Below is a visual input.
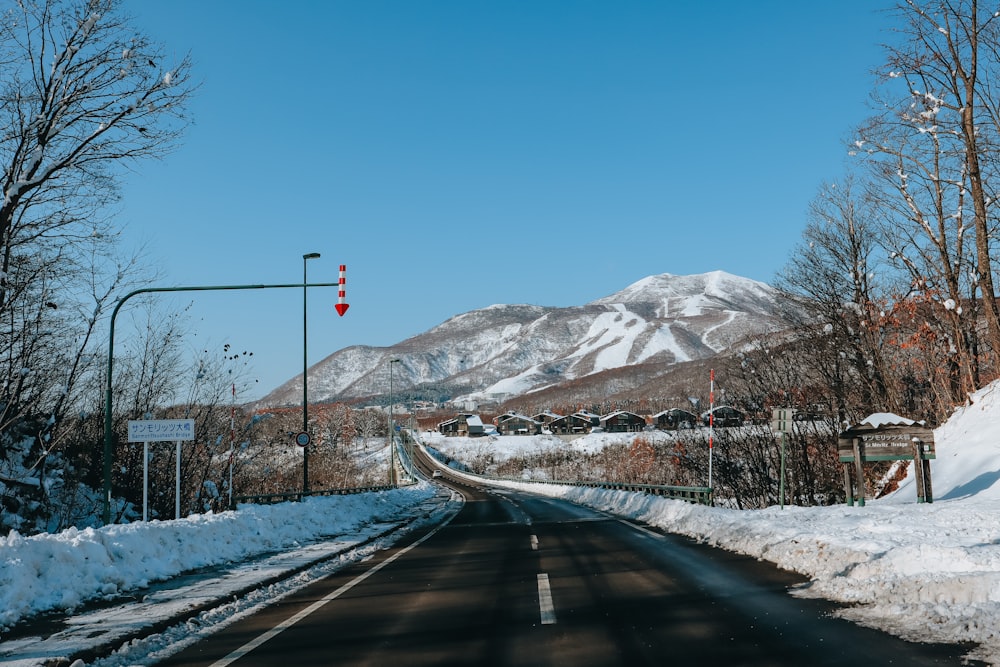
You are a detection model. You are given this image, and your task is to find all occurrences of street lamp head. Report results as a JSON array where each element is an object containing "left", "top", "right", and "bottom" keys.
[{"left": 303, "top": 252, "right": 321, "bottom": 260}]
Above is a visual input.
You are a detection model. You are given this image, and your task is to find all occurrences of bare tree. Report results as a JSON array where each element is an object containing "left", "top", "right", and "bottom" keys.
[
  {"left": 856, "top": 5, "right": 986, "bottom": 403},
  {"left": 0, "top": 0, "right": 194, "bottom": 530},
  {"left": 778, "top": 177, "right": 898, "bottom": 417},
  {"left": 0, "top": 0, "right": 193, "bottom": 293},
  {"left": 876, "top": 1, "right": 1000, "bottom": 374}
]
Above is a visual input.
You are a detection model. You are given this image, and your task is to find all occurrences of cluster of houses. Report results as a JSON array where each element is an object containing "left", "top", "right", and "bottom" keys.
[{"left": 436, "top": 406, "right": 747, "bottom": 437}]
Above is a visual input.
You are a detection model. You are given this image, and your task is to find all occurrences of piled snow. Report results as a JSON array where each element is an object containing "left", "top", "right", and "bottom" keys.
[{"left": 0, "top": 484, "right": 435, "bottom": 632}]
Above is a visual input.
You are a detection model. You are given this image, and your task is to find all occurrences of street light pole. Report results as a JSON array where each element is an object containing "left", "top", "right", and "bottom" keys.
[
  {"left": 388, "top": 358, "right": 400, "bottom": 485},
  {"left": 302, "top": 252, "right": 321, "bottom": 495}
]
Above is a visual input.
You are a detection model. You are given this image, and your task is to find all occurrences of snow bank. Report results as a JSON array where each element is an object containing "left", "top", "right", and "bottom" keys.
[{"left": 0, "top": 484, "right": 435, "bottom": 631}]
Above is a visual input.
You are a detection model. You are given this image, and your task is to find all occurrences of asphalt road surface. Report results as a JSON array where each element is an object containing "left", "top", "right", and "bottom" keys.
[{"left": 159, "top": 449, "right": 978, "bottom": 666}]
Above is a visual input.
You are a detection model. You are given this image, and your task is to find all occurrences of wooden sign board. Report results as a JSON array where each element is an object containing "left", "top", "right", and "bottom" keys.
[
  {"left": 838, "top": 427, "right": 935, "bottom": 462},
  {"left": 837, "top": 421, "right": 935, "bottom": 505}
]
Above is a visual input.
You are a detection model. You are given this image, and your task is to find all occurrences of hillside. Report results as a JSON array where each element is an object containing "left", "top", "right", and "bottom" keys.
[{"left": 256, "top": 271, "right": 799, "bottom": 409}]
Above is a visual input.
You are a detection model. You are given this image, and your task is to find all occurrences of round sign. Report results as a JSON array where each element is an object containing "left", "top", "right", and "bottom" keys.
[{"left": 295, "top": 432, "right": 310, "bottom": 447}]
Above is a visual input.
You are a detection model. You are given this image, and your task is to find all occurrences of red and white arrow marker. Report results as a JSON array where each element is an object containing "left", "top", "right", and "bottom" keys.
[{"left": 335, "top": 264, "right": 349, "bottom": 316}]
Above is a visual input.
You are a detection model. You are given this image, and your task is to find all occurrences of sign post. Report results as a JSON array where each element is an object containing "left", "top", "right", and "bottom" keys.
[
  {"left": 771, "top": 408, "right": 795, "bottom": 509},
  {"left": 128, "top": 419, "right": 195, "bottom": 520}
]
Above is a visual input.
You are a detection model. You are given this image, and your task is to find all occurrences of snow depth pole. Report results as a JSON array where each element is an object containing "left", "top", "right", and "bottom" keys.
[
  {"left": 708, "top": 369, "right": 714, "bottom": 490},
  {"left": 335, "top": 264, "right": 350, "bottom": 316}
]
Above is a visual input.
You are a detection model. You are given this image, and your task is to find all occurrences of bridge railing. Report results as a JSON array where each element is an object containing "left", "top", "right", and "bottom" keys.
[
  {"left": 410, "top": 430, "right": 713, "bottom": 506},
  {"left": 230, "top": 484, "right": 397, "bottom": 509},
  {"left": 234, "top": 431, "right": 712, "bottom": 509},
  {"left": 479, "top": 474, "right": 714, "bottom": 506}
]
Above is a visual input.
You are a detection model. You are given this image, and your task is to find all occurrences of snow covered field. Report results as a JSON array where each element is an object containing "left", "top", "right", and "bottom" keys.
[{"left": 5, "top": 382, "right": 1000, "bottom": 664}]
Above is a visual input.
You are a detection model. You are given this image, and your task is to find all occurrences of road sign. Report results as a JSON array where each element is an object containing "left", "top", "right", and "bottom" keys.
[
  {"left": 771, "top": 408, "right": 795, "bottom": 433},
  {"left": 128, "top": 419, "right": 195, "bottom": 442},
  {"left": 838, "top": 421, "right": 936, "bottom": 505},
  {"left": 295, "top": 431, "right": 311, "bottom": 447},
  {"left": 126, "top": 419, "right": 195, "bottom": 521}
]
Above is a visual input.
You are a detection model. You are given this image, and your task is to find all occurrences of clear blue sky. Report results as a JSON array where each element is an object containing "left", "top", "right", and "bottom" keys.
[{"left": 118, "top": 1, "right": 892, "bottom": 400}]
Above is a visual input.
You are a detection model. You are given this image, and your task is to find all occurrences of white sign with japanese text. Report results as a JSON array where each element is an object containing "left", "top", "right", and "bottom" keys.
[{"left": 127, "top": 419, "right": 195, "bottom": 442}]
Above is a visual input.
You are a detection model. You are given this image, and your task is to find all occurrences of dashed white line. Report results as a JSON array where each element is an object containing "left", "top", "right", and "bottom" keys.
[
  {"left": 537, "top": 573, "right": 557, "bottom": 625},
  {"left": 530, "top": 534, "right": 539, "bottom": 551}
]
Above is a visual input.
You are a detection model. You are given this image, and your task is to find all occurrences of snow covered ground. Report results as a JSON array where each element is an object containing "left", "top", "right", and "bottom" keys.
[{"left": 5, "top": 382, "right": 1000, "bottom": 665}]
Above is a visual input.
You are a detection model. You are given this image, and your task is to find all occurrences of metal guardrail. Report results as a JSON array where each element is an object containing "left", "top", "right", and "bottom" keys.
[
  {"left": 233, "top": 429, "right": 712, "bottom": 509},
  {"left": 232, "top": 478, "right": 712, "bottom": 509},
  {"left": 230, "top": 484, "right": 397, "bottom": 509},
  {"left": 410, "top": 429, "right": 714, "bottom": 506},
  {"left": 586, "top": 480, "right": 713, "bottom": 505},
  {"left": 232, "top": 435, "right": 423, "bottom": 509},
  {"left": 480, "top": 475, "right": 714, "bottom": 506}
]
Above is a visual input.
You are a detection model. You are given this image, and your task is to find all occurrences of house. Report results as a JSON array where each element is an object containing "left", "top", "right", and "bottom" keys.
[
  {"left": 496, "top": 412, "right": 542, "bottom": 435},
  {"left": 653, "top": 408, "right": 699, "bottom": 430},
  {"left": 548, "top": 411, "right": 602, "bottom": 434},
  {"left": 437, "top": 413, "right": 486, "bottom": 437},
  {"left": 575, "top": 410, "right": 602, "bottom": 427},
  {"left": 600, "top": 410, "right": 648, "bottom": 433},
  {"left": 532, "top": 411, "right": 563, "bottom": 432},
  {"left": 701, "top": 406, "right": 745, "bottom": 427},
  {"left": 437, "top": 417, "right": 462, "bottom": 436}
]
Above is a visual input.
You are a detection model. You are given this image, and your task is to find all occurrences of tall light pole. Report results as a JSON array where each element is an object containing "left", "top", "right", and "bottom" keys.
[
  {"left": 302, "top": 252, "right": 321, "bottom": 495},
  {"left": 388, "top": 358, "right": 401, "bottom": 485}
]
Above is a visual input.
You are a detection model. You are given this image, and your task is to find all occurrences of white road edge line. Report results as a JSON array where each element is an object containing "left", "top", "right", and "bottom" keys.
[
  {"left": 616, "top": 517, "right": 660, "bottom": 539},
  {"left": 530, "top": 534, "right": 539, "bottom": 551},
  {"left": 537, "top": 573, "right": 557, "bottom": 625},
  {"left": 208, "top": 504, "right": 460, "bottom": 667}
]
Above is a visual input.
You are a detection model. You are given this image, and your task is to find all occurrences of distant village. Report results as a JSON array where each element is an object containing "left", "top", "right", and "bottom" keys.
[{"left": 435, "top": 405, "right": 747, "bottom": 438}]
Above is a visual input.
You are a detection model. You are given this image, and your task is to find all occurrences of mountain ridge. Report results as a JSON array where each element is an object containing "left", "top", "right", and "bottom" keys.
[{"left": 255, "top": 270, "right": 796, "bottom": 408}]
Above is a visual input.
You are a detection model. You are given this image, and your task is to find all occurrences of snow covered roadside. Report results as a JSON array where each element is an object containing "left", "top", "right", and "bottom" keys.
[
  {"left": 487, "top": 480, "right": 1000, "bottom": 663},
  {"left": 421, "top": 382, "right": 1000, "bottom": 665},
  {"left": 0, "top": 483, "right": 439, "bottom": 632}
]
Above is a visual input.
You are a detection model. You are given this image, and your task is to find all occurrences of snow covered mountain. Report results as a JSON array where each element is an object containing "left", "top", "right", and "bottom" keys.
[{"left": 256, "top": 271, "right": 799, "bottom": 407}]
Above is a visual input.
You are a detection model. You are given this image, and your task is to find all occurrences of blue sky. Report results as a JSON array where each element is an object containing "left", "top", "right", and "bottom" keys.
[{"left": 118, "top": 1, "right": 892, "bottom": 399}]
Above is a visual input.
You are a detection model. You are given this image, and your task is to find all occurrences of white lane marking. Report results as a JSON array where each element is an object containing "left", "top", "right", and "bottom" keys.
[
  {"left": 530, "top": 534, "right": 539, "bottom": 551},
  {"left": 617, "top": 517, "right": 660, "bottom": 538},
  {"left": 208, "top": 513, "right": 457, "bottom": 667},
  {"left": 537, "top": 573, "right": 557, "bottom": 625}
]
